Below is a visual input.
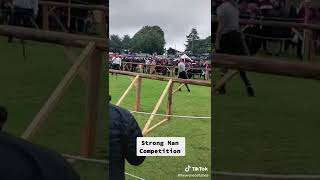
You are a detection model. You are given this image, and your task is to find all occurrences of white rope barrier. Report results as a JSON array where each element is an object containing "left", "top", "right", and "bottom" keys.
[
  {"left": 125, "top": 172, "right": 146, "bottom": 180},
  {"left": 213, "top": 171, "right": 320, "bottom": 179},
  {"left": 62, "top": 154, "right": 108, "bottom": 165},
  {"left": 130, "top": 110, "right": 211, "bottom": 119},
  {"left": 244, "top": 33, "right": 293, "bottom": 41}
]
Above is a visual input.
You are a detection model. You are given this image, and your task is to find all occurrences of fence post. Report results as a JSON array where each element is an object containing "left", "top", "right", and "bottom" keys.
[
  {"left": 166, "top": 81, "right": 173, "bottom": 120},
  {"left": 80, "top": 9, "right": 107, "bottom": 157},
  {"left": 134, "top": 76, "right": 142, "bottom": 111},
  {"left": 42, "top": 6, "right": 49, "bottom": 30}
]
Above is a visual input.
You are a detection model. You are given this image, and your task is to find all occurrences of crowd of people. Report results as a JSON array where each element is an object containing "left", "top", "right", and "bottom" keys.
[
  {"left": 213, "top": 0, "right": 320, "bottom": 22},
  {"left": 110, "top": 53, "right": 211, "bottom": 79}
]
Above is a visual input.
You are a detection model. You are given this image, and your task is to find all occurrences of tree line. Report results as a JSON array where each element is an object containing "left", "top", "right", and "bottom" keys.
[{"left": 109, "top": 26, "right": 211, "bottom": 55}]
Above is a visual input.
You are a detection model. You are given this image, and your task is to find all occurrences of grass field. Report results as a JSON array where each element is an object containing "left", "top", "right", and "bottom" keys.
[
  {"left": 0, "top": 38, "right": 107, "bottom": 180},
  {"left": 109, "top": 75, "right": 211, "bottom": 180},
  {"left": 213, "top": 54, "right": 320, "bottom": 180}
]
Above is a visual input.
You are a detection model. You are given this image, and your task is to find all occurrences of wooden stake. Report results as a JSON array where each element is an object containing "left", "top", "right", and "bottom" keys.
[
  {"left": 142, "top": 79, "right": 173, "bottom": 134},
  {"left": 51, "top": 11, "right": 68, "bottom": 32},
  {"left": 67, "top": 0, "right": 71, "bottom": 29},
  {"left": 213, "top": 70, "right": 238, "bottom": 92},
  {"left": 144, "top": 119, "right": 169, "bottom": 135},
  {"left": 134, "top": 76, "right": 142, "bottom": 111},
  {"left": 42, "top": 6, "right": 49, "bottom": 30},
  {"left": 116, "top": 75, "right": 140, "bottom": 106},
  {"left": 172, "top": 84, "right": 185, "bottom": 94},
  {"left": 64, "top": 46, "right": 88, "bottom": 84},
  {"left": 80, "top": 48, "right": 103, "bottom": 157},
  {"left": 21, "top": 42, "right": 96, "bottom": 139},
  {"left": 166, "top": 82, "right": 173, "bottom": 121}
]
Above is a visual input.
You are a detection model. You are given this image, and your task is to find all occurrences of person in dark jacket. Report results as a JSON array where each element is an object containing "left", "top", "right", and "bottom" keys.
[
  {"left": 109, "top": 103, "right": 146, "bottom": 180},
  {"left": 0, "top": 106, "right": 80, "bottom": 180}
]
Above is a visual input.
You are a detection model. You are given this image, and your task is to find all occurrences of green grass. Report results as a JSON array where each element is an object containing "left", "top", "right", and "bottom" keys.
[
  {"left": 0, "top": 38, "right": 107, "bottom": 180},
  {"left": 213, "top": 55, "right": 320, "bottom": 180},
  {"left": 109, "top": 75, "right": 211, "bottom": 180}
]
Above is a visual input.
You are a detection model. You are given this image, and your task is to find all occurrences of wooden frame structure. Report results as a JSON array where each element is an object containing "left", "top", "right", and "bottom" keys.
[
  {"left": 39, "top": 1, "right": 108, "bottom": 32},
  {"left": 110, "top": 70, "right": 210, "bottom": 135},
  {"left": 0, "top": 4, "right": 107, "bottom": 158}
]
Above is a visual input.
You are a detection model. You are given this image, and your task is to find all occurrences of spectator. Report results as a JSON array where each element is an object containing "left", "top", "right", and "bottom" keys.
[
  {"left": 8, "top": 0, "right": 38, "bottom": 42},
  {"left": 112, "top": 54, "right": 122, "bottom": 70},
  {"left": 0, "top": 106, "right": 80, "bottom": 180},
  {"left": 109, "top": 103, "right": 145, "bottom": 180}
]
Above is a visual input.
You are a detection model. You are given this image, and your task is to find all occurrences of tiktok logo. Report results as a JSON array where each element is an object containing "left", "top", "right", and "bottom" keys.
[{"left": 185, "top": 165, "right": 191, "bottom": 172}]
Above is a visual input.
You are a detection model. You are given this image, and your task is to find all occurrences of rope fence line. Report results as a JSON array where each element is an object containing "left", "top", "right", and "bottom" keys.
[
  {"left": 213, "top": 171, "right": 320, "bottom": 179},
  {"left": 129, "top": 110, "right": 211, "bottom": 119},
  {"left": 125, "top": 172, "right": 146, "bottom": 180},
  {"left": 62, "top": 154, "right": 108, "bottom": 165}
]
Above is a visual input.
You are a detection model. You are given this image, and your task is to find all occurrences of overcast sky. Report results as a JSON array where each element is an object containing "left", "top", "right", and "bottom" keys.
[{"left": 109, "top": 0, "right": 211, "bottom": 52}]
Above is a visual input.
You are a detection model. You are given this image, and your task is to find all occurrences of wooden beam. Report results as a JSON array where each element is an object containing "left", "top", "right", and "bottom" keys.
[
  {"left": 50, "top": 11, "right": 68, "bottom": 32},
  {"left": 212, "top": 16, "right": 320, "bottom": 31},
  {"left": 40, "top": 1, "right": 108, "bottom": 11},
  {"left": 134, "top": 76, "right": 142, "bottom": 111},
  {"left": 63, "top": 46, "right": 88, "bottom": 84},
  {"left": 144, "top": 119, "right": 169, "bottom": 135},
  {"left": 213, "top": 53, "right": 320, "bottom": 80},
  {"left": 213, "top": 70, "right": 238, "bottom": 92},
  {"left": 80, "top": 48, "right": 102, "bottom": 157},
  {"left": 109, "top": 70, "right": 211, "bottom": 87},
  {"left": 21, "top": 42, "right": 96, "bottom": 139},
  {"left": 116, "top": 75, "right": 140, "bottom": 106},
  {"left": 0, "top": 25, "right": 107, "bottom": 50},
  {"left": 172, "top": 84, "right": 185, "bottom": 94},
  {"left": 142, "top": 79, "right": 173, "bottom": 135}
]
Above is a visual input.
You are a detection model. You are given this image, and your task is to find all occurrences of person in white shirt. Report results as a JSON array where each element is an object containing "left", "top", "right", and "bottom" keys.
[
  {"left": 8, "top": 0, "right": 38, "bottom": 42},
  {"left": 177, "top": 59, "right": 190, "bottom": 92},
  {"left": 112, "top": 55, "right": 122, "bottom": 70},
  {"left": 145, "top": 58, "right": 150, "bottom": 73}
]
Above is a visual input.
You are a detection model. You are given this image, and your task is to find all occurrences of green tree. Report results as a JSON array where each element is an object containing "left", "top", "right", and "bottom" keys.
[
  {"left": 131, "top": 26, "right": 166, "bottom": 54},
  {"left": 122, "top": 35, "right": 131, "bottom": 51},
  {"left": 109, "top": 34, "right": 122, "bottom": 53},
  {"left": 185, "top": 28, "right": 200, "bottom": 54},
  {"left": 194, "top": 36, "right": 211, "bottom": 54}
]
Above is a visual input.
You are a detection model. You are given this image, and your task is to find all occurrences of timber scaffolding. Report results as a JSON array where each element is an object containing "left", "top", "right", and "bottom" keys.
[
  {"left": 109, "top": 70, "right": 210, "bottom": 135},
  {"left": 0, "top": 2, "right": 107, "bottom": 165},
  {"left": 213, "top": 16, "right": 320, "bottom": 61}
]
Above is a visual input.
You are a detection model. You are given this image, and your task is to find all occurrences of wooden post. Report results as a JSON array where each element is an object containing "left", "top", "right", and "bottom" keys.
[
  {"left": 134, "top": 76, "right": 142, "bottom": 111},
  {"left": 42, "top": 6, "right": 49, "bottom": 30},
  {"left": 80, "top": 48, "right": 102, "bottom": 157},
  {"left": 166, "top": 82, "right": 173, "bottom": 121},
  {"left": 21, "top": 42, "right": 96, "bottom": 139},
  {"left": 80, "top": 8, "right": 107, "bottom": 157},
  {"left": 67, "top": 0, "right": 71, "bottom": 29}
]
